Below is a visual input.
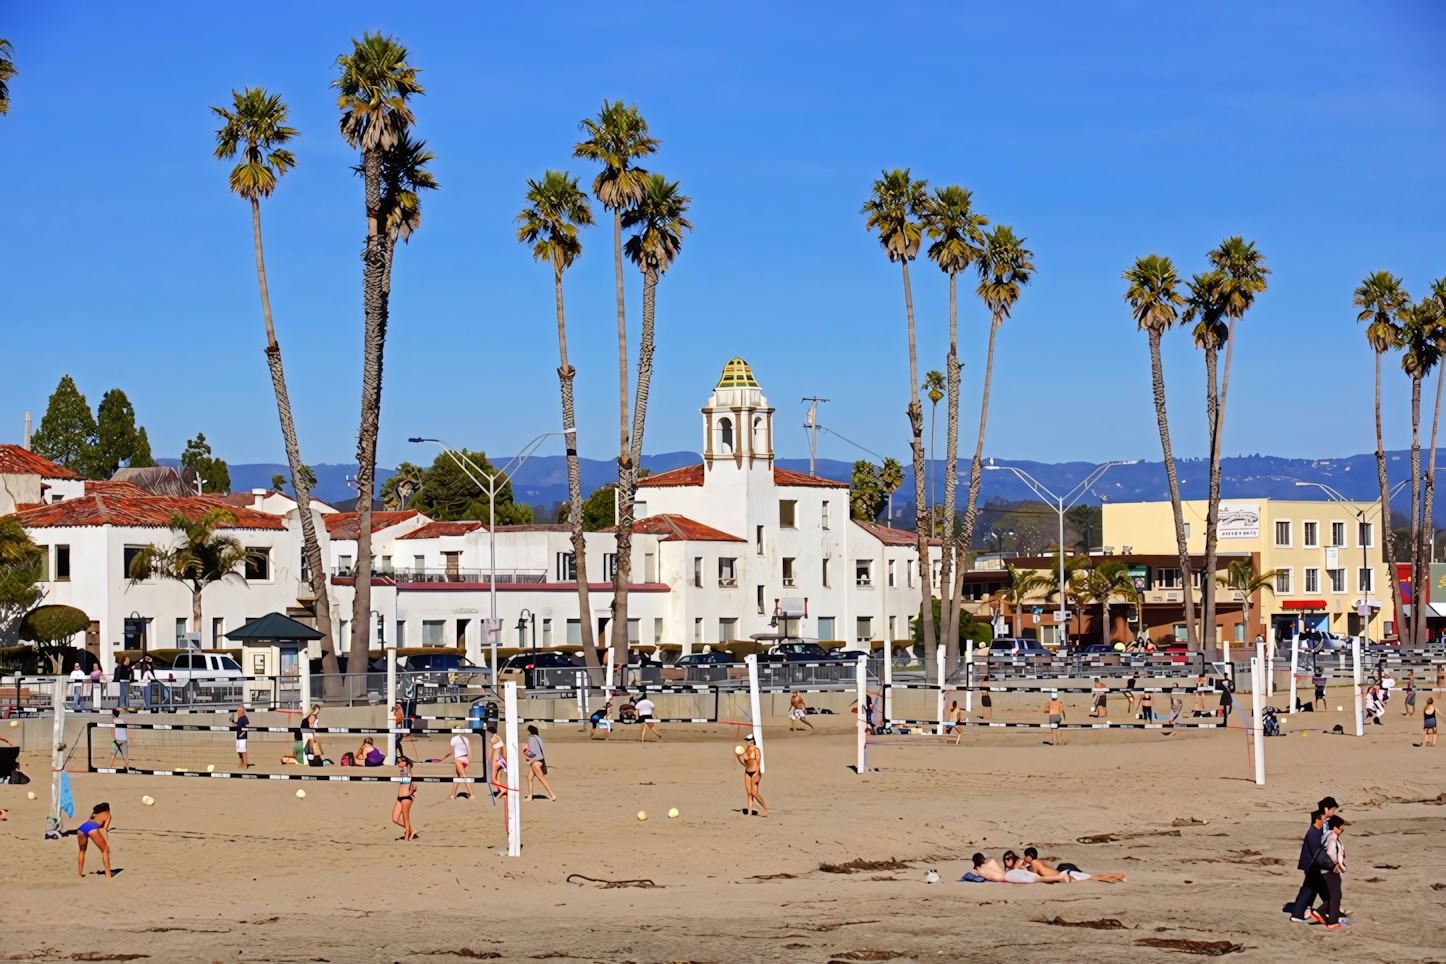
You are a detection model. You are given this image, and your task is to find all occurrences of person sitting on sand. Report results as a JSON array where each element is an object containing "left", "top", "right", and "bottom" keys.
[
  {"left": 356, "top": 737, "right": 385, "bottom": 766},
  {"left": 589, "top": 699, "right": 613, "bottom": 740},
  {"left": 971, "top": 853, "right": 1009, "bottom": 882},
  {"left": 1001, "top": 850, "right": 1071, "bottom": 883},
  {"left": 1021, "top": 847, "right": 1126, "bottom": 882},
  {"left": 1193, "top": 675, "right": 1208, "bottom": 717}
]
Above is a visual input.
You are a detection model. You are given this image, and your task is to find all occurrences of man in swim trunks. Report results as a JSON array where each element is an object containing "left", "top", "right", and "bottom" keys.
[
  {"left": 234, "top": 706, "right": 249, "bottom": 769},
  {"left": 1044, "top": 692, "right": 1066, "bottom": 744},
  {"left": 788, "top": 692, "right": 815, "bottom": 733},
  {"left": 1022, "top": 846, "right": 1126, "bottom": 882},
  {"left": 735, "top": 733, "right": 767, "bottom": 817},
  {"left": 1001, "top": 850, "right": 1071, "bottom": 883}
]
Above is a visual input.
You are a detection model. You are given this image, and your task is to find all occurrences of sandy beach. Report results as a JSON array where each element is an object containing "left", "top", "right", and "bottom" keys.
[{"left": 2, "top": 712, "right": 1444, "bottom": 963}]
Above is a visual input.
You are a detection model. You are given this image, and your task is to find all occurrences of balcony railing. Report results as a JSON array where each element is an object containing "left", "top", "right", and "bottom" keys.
[
  {"left": 717, "top": 577, "right": 738, "bottom": 588},
  {"left": 333, "top": 566, "right": 548, "bottom": 585},
  {"left": 782, "top": 577, "right": 796, "bottom": 587}
]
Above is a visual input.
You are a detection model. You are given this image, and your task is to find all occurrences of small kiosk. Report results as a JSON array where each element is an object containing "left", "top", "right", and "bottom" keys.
[{"left": 224, "top": 613, "right": 324, "bottom": 709}]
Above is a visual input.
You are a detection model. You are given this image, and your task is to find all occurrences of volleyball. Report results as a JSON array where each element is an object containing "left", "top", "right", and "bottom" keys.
[
  {"left": 8, "top": 719, "right": 17, "bottom": 726},
  {"left": 668, "top": 808, "right": 679, "bottom": 819},
  {"left": 296, "top": 789, "right": 306, "bottom": 798},
  {"left": 142, "top": 795, "right": 154, "bottom": 806},
  {"left": 636, "top": 810, "right": 647, "bottom": 820},
  {"left": 734, "top": 745, "right": 744, "bottom": 755},
  {"left": 1337, "top": 706, "right": 1343, "bottom": 712},
  {"left": 206, "top": 764, "right": 215, "bottom": 772},
  {"left": 26, "top": 790, "right": 36, "bottom": 800}
]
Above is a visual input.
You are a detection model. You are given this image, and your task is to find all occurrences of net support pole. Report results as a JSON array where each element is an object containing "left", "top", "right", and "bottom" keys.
[
  {"left": 1251, "top": 645, "right": 1265, "bottom": 786},
  {"left": 504, "top": 681, "right": 521, "bottom": 857},
  {"left": 1223, "top": 638, "right": 1231, "bottom": 680},
  {"left": 1269, "top": 636, "right": 1276, "bottom": 697},
  {"left": 300, "top": 647, "right": 311, "bottom": 714},
  {"left": 882, "top": 641, "right": 893, "bottom": 724},
  {"left": 935, "top": 647, "right": 946, "bottom": 734},
  {"left": 745, "top": 654, "right": 764, "bottom": 774},
  {"left": 1352, "top": 634, "right": 1364, "bottom": 737},
  {"left": 49, "top": 682, "right": 66, "bottom": 835},
  {"left": 576, "top": 670, "right": 586, "bottom": 729},
  {"left": 855, "top": 654, "right": 868, "bottom": 775},
  {"left": 1288, "top": 632, "right": 1300, "bottom": 714},
  {"left": 604, "top": 649, "right": 615, "bottom": 697},
  {"left": 964, "top": 641, "right": 973, "bottom": 712},
  {"left": 385, "top": 646, "right": 397, "bottom": 765}
]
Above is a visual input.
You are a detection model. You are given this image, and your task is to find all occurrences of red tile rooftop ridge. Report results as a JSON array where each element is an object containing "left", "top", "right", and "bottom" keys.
[
  {"left": 6, "top": 495, "right": 286, "bottom": 530},
  {"left": 617, "top": 514, "right": 746, "bottom": 542},
  {"left": 0, "top": 444, "right": 86, "bottom": 480},
  {"left": 636, "top": 464, "right": 705, "bottom": 487},
  {"left": 773, "top": 467, "right": 850, "bottom": 488},
  {"left": 398, "top": 520, "right": 486, "bottom": 539},
  {"left": 323, "top": 511, "right": 422, "bottom": 539}
]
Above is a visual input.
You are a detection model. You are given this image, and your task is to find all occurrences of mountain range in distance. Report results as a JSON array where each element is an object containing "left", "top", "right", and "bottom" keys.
[{"left": 176, "top": 449, "right": 1440, "bottom": 522}]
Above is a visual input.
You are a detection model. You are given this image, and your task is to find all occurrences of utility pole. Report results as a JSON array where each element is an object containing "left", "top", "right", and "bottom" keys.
[{"left": 802, "top": 397, "right": 828, "bottom": 476}]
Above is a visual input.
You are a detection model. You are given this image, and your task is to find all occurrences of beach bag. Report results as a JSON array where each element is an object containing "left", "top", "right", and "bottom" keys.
[
  {"left": 10, "top": 769, "right": 29, "bottom": 785},
  {"left": 340, "top": 752, "right": 355, "bottom": 766}
]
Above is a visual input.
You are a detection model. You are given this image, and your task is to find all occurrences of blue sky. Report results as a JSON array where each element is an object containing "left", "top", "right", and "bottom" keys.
[{"left": 2, "top": 2, "right": 1444, "bottom": 477}]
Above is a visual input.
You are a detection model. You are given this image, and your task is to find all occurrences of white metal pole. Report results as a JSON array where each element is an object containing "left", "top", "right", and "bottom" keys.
[
  {"left": 385, "top": 646, "right": 397, "bottom": 765},
  {"left": 1288, "top": 632, "right": 1300, "bottom": 714},
  {"left": 49, "top": 681, "right": 66, "bottom": 835},
  {"left": 1269, "top": 635, "right": 1277, "bottom": 697},
  {"left": 489, "top": 489, "right": 498, "bottom": 686},
  {"left": 855, "top": 654, "right": 868, "bottom": 775},
  {"left": 1352, "top": 634, "right": 1364, "bottom": 737},
  {"left": 882, "top": 639, "right": 893, "bottom": 724},
  {"left": 1251, "top": 645, "right": 1265, "bottom": 786},
  {"left": 1057, "top": 499, "right": 1067, "bottom": 652},
  {"left": 299, "top": 646, "right": 311, "bottom": 714},
  {"left": 935, "top": 646, "right": 946, "bottom": 734},
  {"left": 745, "top": 654, "right": 764, "bottom": 773},
  {"left": 964, "top": 640, "right": 973, "bottom": 712},
  {"left": 576, "top": 670, "right": 586, "bottom": 726},
  {"left": 605, "top": 648, "right": 615, "bottom": 695},
  {"left": 504, "top": 681, "right": 521, "bottom": 856},
  {"left": 1223, "top": 638, "right": 1231, "bottom": 680}
]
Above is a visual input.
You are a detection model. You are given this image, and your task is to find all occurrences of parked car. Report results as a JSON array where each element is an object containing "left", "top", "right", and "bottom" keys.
[
  {"left": 1078, "top": 643, "right": 1117, "bottom": 656},
  {"left": 159, "top": 651, "right": 245, "bottom": 695},
  {"left": 764, "top": 642, "right": 851, "bottom": 662},
  {"left": 664, "top": 650, "right": 743, "bottom": 683},
  {"left": 498, "top": 650, "right": 584, "bottom": 687},
  {"left": 671, "top": 651, "right": 737, "bottom": 667},
  {"left": 988, "top": 637, "right": 1052, "bottom": 658}
]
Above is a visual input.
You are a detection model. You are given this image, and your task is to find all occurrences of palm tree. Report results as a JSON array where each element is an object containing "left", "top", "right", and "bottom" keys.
[
  {"left": 862, "top": 169, "right": 935, "bottom": 677},
  {"left": 573, "top": 102, "right": 660, "bottom": 669},
  {"left": 617, "top": 174, "right": 693, "bottom": 670},
  {"left": 880, "top": 457, "right": 905, "bottom": 526},
  {"left": 0, "top": 39, "right": 16, "bottom": 115},
  {"left": 920, "top": 184, "right": 988, "bottom": 671},
  {"left": 1183, "top": 268, "right": 1228, "bottom": 652},
  {"left": 1354, "top": 271, "right": 1409, "bottom": 638},
  {"left": 211, "top": 87, "right": 340, "bottom": 689},
  {"left": 1078, "top": 562, "right": 1131, "bottom": 646},
  {"left": 333, "top": 33, "right": 424, "bottom": 678},
  {"left": 127, "top": 509, "right": 253, "bottom": 636},
  {"left": 959, "top": 226, "right": 1034, "bottom": 581},
  {"left": 923, "top": 370, "right": 945, "bottom": 535},
  {"left": 993, "top": 564, "right": 1049, "bottom": 638},
  {"left": 1425, "top": 278, "right": 1446, "bottom": 573},
  {"left": 1400, "top": 298, "right": 1441, "bottom": 644},
  {"left": 1124, "top": 254, "right": 1196, "bottom": 648},
  {"left": 1216, "top": 559, "right": 1279, "bottom": 648},
  {"left": 518, "top": 171, "right": 599, "bottom": 669},
  {"left": 0, "top": 518, "right": 44, "bottom": 647},
  {"left": 1199, "top": 238, "right": 1269, "bottom": 653},
  {"left": 375, "top": 131, "right": 438, "bottom": 291}
]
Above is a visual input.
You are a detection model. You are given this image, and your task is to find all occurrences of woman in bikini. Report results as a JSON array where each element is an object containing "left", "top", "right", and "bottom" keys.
[
  {"left": 392, "top": 756, "right": 417, "bottom": 840},
  {"left": 76, "top": 803, "right": 114, "bottom": 877},
  {"left": 735, "top": 733, "right": 767, "bottom": 816},
  {"left": 1091, "top": 679, "right": 1108, "bottom": 718},
  {"left": 491, "top": 731, "right": 511, "bottom": 834},
  {"left": 1402, "top": 670, "right": 1417, "bottom": 717}
]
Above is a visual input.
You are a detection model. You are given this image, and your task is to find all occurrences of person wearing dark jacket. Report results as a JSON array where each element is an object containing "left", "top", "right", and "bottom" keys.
[
  {"left": 113, "top": 656, "right": 133, "bottom": 710},
  {"left": 1286, "top": 809, "right": 1328, "bottom": 923}
]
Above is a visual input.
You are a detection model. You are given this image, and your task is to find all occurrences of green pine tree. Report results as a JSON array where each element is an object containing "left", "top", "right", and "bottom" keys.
[
  {"left": 93, "top": 388, "right": 142, "bottom": 478},
  {"left": 181, "top": 433, "right": 231, "bottom": 494},
  {"left": 31, "top": 375, "right": 97, "bottom": 473},
  {"left": 128, "top": 427, "right": 156, "bottom": 468}
]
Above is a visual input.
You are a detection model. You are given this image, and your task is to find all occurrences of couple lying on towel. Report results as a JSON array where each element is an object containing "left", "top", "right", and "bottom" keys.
[{"left": 961, "top": 848, "right": 1126, "bottom": 883}]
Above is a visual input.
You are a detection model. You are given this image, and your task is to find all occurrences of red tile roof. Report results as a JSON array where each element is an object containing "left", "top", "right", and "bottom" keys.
[
  {"left": 627, "top": 514, "right": 745, "bottom": 542},
  {"left": 84, "top": 480, "right": 151, "bottom": 499},
  {"left": 852, "top": 518, "right": 940, "bottom": 547},
  {"left": 636, "top": 464, "right": 705, "bottom": 487},
  {"left": 0, "top": 444, "right": 86, "bottom": 480},
  {"left": 773, "top": 467, "right": 849, "bottom": 488},
  {"left": 7, "top": 495, "right": 286, "bottom": 530},
  {"left": 323, "top": 510, "right": 421, "bottom": 540},
  {"left": 398, "top": 520, "right": 486, "bottom": 539},
  {"left": 216, "top": 490, "right": 280, "bottom": 508}
]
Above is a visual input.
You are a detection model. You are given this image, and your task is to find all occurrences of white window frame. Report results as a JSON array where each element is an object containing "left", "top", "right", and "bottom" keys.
[
  {"left": 1330, "top": 520, "right": 1347, "bottom": 548},
  {"left": 1358, "top": 521, "right": 1374, "bottom": 548},
  {"left": 782, "top": 557, "right": 796, "bottom": 588},
  {"left": 1302, "top": 520, "right": 1319, "bottom": 549},
  {"left": 1274, "top": 520, "right": 1292, "bottom": 547},
  {"left": 887, "top": 559, "right": 896, "bottom": 588},
  {"left": 1357, "top": 567, "right": 1374, "bottom": 593},
  {"left": 1304, "top": 568, "right": 1319, "bottom": 594},
  {"left": 821, "top": 500, "right": 830, "bottom": 530},
  {"left": 1327, "top": 568, "right": 1346, "bottom": 593},
  {"left": 779, "top": 500, "right": 797, "bottom": 529},
  {"left": 1274, "top": 568, "right": 1292, "bottom": 594},
  {"left": 855, "top": 559, "right": 873, "bottom": 587}
]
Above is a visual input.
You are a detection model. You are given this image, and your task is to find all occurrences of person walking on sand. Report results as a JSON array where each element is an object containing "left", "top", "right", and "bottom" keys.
[
  {"left": 735, "top": 733, "right": 767, "bottom": 817},
  {"left": 392, "top": 756, "right": 417, "bottom": 840},
  {"left": 1194, "top": 675, "right": 1208, "bottom": 717},
  {"left": 1287, "top": 809, "right": 1329, "bottom": 923},
  {"left": 1313, "top": 667, "right": 1328, "bottom": 710},
  {"left": 1402, "top": 670, "right": 1417, "bottom": 717},
  {"left": 1045, "top": 692, "right": 1066, "bottom": 744},
  {"left": 1319, "top": 815, "right": 1348, "bottom": 928},
  {"left": 1091, "top": 679, "right": 1108, "bottom": 718},
  {"left": 491, "top": 729, "right": 511, "bottom": 834},
  {"left": 234, "top": 706, "right": 249, "bottom": 769},
  {"left": 524, "top": 725, "right": 557, "bottom": 801},
  {"left": 945, "top": 700, "right": 964, "bottom": 734},
  {"left": 788, "top": 692, "right": 815, "bottom": 733},
  {"left": 1422, "top": 698, "right": 1437, "bottom": 747},
  {"left": 1139, "top": 687, "right": 1155, "bottom": 721},
  {"left": 75, "top": 803, "right": 114, "bottom": 878},
  {"left": 106, "top": 709, "right": 128, "bottom": 769},
  {"left": 445, "top": 731, "right": 471, "bottom": 801},
  {"left": 636, "top": 693, "right": 662, "bottom": 742}
]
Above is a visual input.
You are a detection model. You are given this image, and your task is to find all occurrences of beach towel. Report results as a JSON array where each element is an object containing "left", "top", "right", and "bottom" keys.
[
  {"left": 58, "top": 770, "right": 74, "bottom": 818},
  {"left": 959, "top": 872, "right": 991, "bottom": 882}
]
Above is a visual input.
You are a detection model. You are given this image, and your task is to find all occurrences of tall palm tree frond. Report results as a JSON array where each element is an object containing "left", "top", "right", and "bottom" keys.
[
  {"left": 1183, "top": 269, "right": 1229, "bottom": 350},
  {"left": 0, "top": 38, "right": 16, "bottom": 116},
  {"left": 211, "top": 87, "right": 298, "bottom": 201},
  {"left": 861, "top": 168, "right": 928, "bottom": 263},
  {"left": 516, "top": 170, "right": 594, "bottom": 274},
  {"left": 1354, "top": 270, "right": 1409, "bottom": 352},
  {"left": 921, "top": 184, "right": 989, "bottom": 275},
  {"left": 622, "top": 174, "right": 692, "bottom": 273},
  {"left": 1401, "top": 300, "right": 1444, "bottom": 379},
  {"left": 1123, "top": 254, "right": 1184, "bottom": 333},
  {"left": 333, "top": 32, "right": 423, "bottom": 152},
  {"left": 572, "top": 100, "right": 659, "bottom": 213},
  {"left": 375, "top": 131, "right": 438, "bottom": 244},
  {"left": 975, "top": 225, "right": 1035, "bottom": 318}
]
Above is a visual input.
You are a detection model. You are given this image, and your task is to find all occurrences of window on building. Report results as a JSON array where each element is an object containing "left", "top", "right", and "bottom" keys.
[
  {"left": 757, "top": 584, "right": 766, "bottom": 614},
  {"left": 719, "top": 416, "right": 734, "bottom": 453},
  {"left": 395, "top": 621, "right": 405, "bottom": 647},
  {"left": 908, "top": 559, "right": 916, "bottom": 588},
  {"left": 1331, "top": 522, "right": 1346, "bottom": 547},
  {"left": 933, "top": 562, "right": 943, "bottom": 589},
  {"left": 644, "top": 552, "right": 656, "bottom": 583},
  {"left": 1357, "top": 567, "right": 1374, "bottom": 593},
  {"left": 779, "top": 500, "right": 797, "bottom": 528},
  {"left": 379, "top": 555, "right": 392, "bottom": 573},
  {"left": 211, "top": 617, "right": 224, "bottom": 647},
  {"left": 694, "top": 617, "right": 703, "bottom": 644},
  {"left": 817, "top": 616, "right": 835, "bottom": 640},
  {"left": 123, "top": 546, "right": 143, "bottom": 579},
  {"left": 856, "top": 560, "right": 872, "bottom": 587},
  {"left": 962, "top": 582, "right": 986, "bottom": 601},
  {"left": 719, "top": 617, "right": 739, "bottom": 642},
  {"left": 1275, "top": 569, "right": 1292, "bottom": 594},
  {"left": 887, "top": 559, "right": 896, "bottom": 587},
  {"left": 422, "top": 621, "right": 445, "bottom": 647},
  {"left": 1358, "top": 521, "right": 1374, "bottom": 548},
  {"left": 1305, "top": 568, "right": 1319, "bottom": 593},
  {"left": 542, "top": 619, "right": 553, "bottom": 647},
  {"left": 443, "top": 551, "right": 461, "bottom": 577},
  {"left": 888, "top": 615, "right": 897, "bottom": 640},
  {"left": 338, "top": 554, "right": 353, "bottom": 574},
  {"left": 55, "top": 545, "right": 71, "bottom": 581},
  {"left": 756, "top": 525, "right": 765, "bottom": 555},
  {"left": 694, "top": 557, "right": 703, "bottom": 588},
  {"left": 821, "top": 501, "right": 830, "bottom": 530},
  {"left": 1192, "top": 568, "right": 1205, "bottom": 589},
  {"left": 1157, "top": 568, "right": 1182, "bottom": 589},
  {"left": 653, "top": 617, "right": 663, "bottom": 644},
  {"left": 718, "top": 557, "right": 737, "bottom": 587},
  {"left": 174, "top": 617, "right": 188, "bottom": 644},
  {"left": 35, "top": 546, "right": 48, "bottom": 582},
  {"left": 856, "top": 617, "right": 873, "bottom": 644},
  {"left": 1303, "top": 521, "right": 1319, "bottom": 547},
  {"left": 822, "top": 558, "right": 830, "bottom": 588},
  {"left": 566, "top": 619, "right": 581, "bottom": 645},
  {"left": 628, "top": 618, "right": 640, "bottom": 643},
  {"left": 1328, "top": 568, "right": 1346, "bottom": 593},
  {"left": 413, "top": 555, "right": 425, "bottom": 575},
  {"left": 1183, "top": 523, "right": 1191, "bottom": 540},
  {"left": 299, "top": 549, "right": 311, "bottom": 582},
  {"left": 245, "top": 547, "right": 271, "bottom": 581},
  {"left": 603, "top": 553, "right": 618, "bottom": 580},
  {"left": 556, "top": 552, "right": 576, "bottom": 582},
  {"left": 782, "top": 557, "right": 796, "bottom": 587},
  {"left": 1274, "top": 521, "right": 1291, "bottom": 546}
]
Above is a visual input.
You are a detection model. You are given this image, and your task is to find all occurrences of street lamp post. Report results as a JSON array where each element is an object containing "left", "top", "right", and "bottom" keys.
[
  {"left": 516, "top": 608, "right": 536, "bottom": 651},
  {"left": 985, "top": 461, "right": 1139, "bottom": 652},
  {"left": 410, "top": 434, "right": 564, "bottom": 686}
]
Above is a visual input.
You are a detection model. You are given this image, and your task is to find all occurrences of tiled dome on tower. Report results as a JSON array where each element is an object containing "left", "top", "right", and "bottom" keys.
[{"left": 703, "top": 357, "right": 773, "bottom": 465}]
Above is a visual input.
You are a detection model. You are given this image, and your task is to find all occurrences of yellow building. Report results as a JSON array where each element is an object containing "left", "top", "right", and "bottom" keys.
[{"left": 1102, "top": 497, "right": 1392, "bottom": 644}]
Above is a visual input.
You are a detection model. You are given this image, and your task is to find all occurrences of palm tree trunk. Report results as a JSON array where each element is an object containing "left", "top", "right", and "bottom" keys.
[
  {"left": 1376, "top": 351, "right": 1405, "bottom": 639},
  {"left": 350, "top": 146, "right": 386, "bottom": 698},
  {"left": 901, "top": 261, "right": 935, "bottom": 681},
  {"left": 960, "top": 313, "right": 1003, "bottom": 579},
  {"left": 612, "top": 266, "right": 659, "bottom": 671},
  {"left": 608, "top": 209, "right": 632, "bottom": 676},
  {"left": 554, "top": 268, "right": 597, "bottom": 671},
  {"left": 940, "top": 271, "right": 962, "bottom": 675},
  {"left": 1201, "top": 343, "right": 1219, "bottom": 657},
  {"left": 1425, "top": 367, "right": 1443, "bottom": 605},
  {"left": 1211, "top": 321, "right": 1239, "bottom": 650},
  {"left": 192, "top": 587, "right": 202, "bottom": 635},
  {"left": 250, "top": 198, "right": 339, "bottom": 697},
  {"left": 1148, "top": 329, "right": 1197, "bottom": 647},
  {"left": 1410, "top": 374, "right": 1423, "bottom": 645}
]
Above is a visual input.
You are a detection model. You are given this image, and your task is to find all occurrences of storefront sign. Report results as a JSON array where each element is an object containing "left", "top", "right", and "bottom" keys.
[{"left": 1218, "top": 503, "right": 1260, "bottom": 540}]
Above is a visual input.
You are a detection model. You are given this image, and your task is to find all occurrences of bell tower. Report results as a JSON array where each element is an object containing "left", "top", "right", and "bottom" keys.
[{"left": 702, "top": 357, "right": 774, "bottom": 470}]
